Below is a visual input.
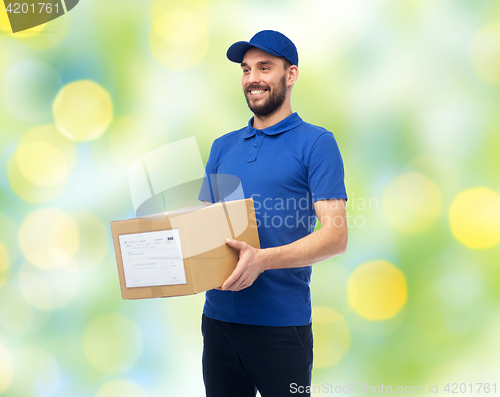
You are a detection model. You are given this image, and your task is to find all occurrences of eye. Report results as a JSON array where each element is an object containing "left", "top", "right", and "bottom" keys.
[{"left": 261, "top": 66, "right": 269, "bottom": 71}]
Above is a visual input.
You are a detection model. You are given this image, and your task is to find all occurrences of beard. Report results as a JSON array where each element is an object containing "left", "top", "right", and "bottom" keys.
[{"left": 244, "top": 75, "right": 287, "bottom": 117}]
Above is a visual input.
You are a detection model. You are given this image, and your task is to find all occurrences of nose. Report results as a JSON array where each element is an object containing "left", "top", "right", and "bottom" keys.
[{"left": 247, "top": 68, "right": 260, "bottom": 85}]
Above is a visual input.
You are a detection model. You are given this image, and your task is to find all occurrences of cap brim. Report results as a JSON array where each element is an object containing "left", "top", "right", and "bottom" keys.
[{"left": 226, "top": 41, "right": 283, "bottom": 63}]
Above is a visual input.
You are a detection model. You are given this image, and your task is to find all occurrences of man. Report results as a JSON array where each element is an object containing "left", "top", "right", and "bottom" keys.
[{"left": 198, "top": 30, "right": 348, "bottom": 397}]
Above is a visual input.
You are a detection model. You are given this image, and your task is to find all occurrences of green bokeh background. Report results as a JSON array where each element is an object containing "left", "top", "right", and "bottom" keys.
[{"left": 1, "top": 0, "right": 500, "bottom": 396}]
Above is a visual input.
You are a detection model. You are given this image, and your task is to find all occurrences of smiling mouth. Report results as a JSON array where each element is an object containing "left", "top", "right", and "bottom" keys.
[{"left": 247, "top": 88, "right": 268, "bottom": 98}]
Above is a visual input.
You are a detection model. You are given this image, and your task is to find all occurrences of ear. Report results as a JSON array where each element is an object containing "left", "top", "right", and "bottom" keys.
[{"left": 287, "top": 65, "right": 299, "bottom": 87}]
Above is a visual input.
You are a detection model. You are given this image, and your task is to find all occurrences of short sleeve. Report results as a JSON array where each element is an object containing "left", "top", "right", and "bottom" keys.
[
  {"left": 198, "top": 141, "right": 218, "bottom": 203},
  {"left": 307, "top": 132, "right": 347, "bottom": 202}
]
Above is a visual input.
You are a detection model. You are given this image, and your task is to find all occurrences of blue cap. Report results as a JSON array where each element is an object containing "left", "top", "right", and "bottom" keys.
[{"left": 227, "top": 30, "right": 298, "bottom": 67}]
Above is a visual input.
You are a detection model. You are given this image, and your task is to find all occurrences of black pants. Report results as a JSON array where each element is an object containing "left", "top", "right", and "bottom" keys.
[{"left": 202, "top": 314, "right": 313, "bottom": 397}]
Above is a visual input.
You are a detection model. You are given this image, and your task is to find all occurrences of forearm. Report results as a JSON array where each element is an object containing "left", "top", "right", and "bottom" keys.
[{"left": 260, "top": 225, "right": 348, "bottom": 271}]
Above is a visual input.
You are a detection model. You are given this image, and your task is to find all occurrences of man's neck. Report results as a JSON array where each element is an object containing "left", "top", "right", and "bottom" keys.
[{"left": 252, "top": 106, "right": 293, "bottom": 130}]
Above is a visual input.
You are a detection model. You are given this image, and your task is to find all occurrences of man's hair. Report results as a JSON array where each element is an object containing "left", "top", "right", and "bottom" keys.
[{"left": 282, "top": 57, "right": 292, "bottom": 70}]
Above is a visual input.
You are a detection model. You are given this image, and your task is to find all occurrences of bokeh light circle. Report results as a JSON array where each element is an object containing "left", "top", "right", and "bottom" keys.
[
  {"left": 0, "top": 282, "right": 48, "bottom": 335},
  {"left": 449, "top": 187, "right": 500, "bottom": 249},
  {"left": 153, "top": 9, "right": 206, "bottom": 45},
  {"left": 83, "top": 313, "right": 142, "bottom": 373},
  {"left": 406, "top": 155, "right": 461, "bottom": 202},
  {"left": 469, "top": 24, "right": 500, "bottom": 85},
  {"left": 8, "top": 346, "right": 60, "bottom": 397},
  {"left": 18, "top": 263, "right": 80, "bottom": 311},
  {"left": 95, "top": 380, "right": 149, "bottom": 397},
  {"left": 0, "top": 242, "right": 9, "bottom": 289},
  {"left": 415, "top": 252, "right": 483, "bottom": 342},
  {"left": 0, "top": 340, "right": 13, "bottom": 393},
  {"left": 2, "top": 60, "right": 61, "bottom": 122},
  {"left": 107, "top": 115, "right": 155, "bottom": 167},
  {"left": 16, "top": 141, "right": 69, "bottom": 186},
  {"left": 7, "top": 125, "right": 76, "bottom": 203},
  {"left": 73, "top": 212, "right": 109, "bottom": 271},
  {"left": 312, "top": 306, "right": 350, "bottom": 368},
  {"left": 149, "top": 6, "right": 209, "bottom": 70},
  {"left": 0, "top": 214, "right": 19, "bottom": 265},
  {"left": 347, "top": 260, "right": 407, "bottom": 321},
  {"left": 53, "top": 80, "right": 113, "bottom": 141},
  {"left": 381, "top": 172, "right": 442, "bottom": 234},
  {"left": 19, "top": 209, "right": 79, "bottom": 269}
]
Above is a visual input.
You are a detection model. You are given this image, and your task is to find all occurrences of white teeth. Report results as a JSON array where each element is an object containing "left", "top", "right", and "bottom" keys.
[{"left": 250, "top": 90, "right": 265, "bottom": 95}]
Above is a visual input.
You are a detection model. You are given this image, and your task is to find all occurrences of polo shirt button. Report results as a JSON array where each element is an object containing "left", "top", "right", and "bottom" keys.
[
  {"left": 254, "top": 143, "right": 259, "bottom": 147},
  {"left": 258, "top": 132, "right": 263, "bottom": 136}
]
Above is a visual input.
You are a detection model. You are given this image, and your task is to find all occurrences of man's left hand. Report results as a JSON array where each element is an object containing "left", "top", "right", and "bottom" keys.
[{"left": 220, "top": 238, "right": 267, "bottom": 291}]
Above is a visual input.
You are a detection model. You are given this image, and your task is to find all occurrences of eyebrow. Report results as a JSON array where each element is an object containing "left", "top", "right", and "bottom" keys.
[{"left": 240, "top": 60, "right": 274, "bottom": 68}]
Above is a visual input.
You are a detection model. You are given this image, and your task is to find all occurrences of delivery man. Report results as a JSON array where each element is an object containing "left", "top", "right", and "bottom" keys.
[{"left": 198, "top": 30, "right": 348, "bottom": 397}]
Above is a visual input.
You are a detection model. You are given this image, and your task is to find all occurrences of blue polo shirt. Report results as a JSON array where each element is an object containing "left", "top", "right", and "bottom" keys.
[{"left": 198, "top": 112, "right": 347, "bottom": 326}]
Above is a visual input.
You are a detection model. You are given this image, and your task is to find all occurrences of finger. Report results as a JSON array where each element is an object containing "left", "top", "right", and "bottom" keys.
[
  {"left": 225, "top": 238, "right": 247, "bottom": 250},
  {"left": 233, "top": 281, "right": 248, "bottom": 292},
  {"left": 222, "top": 279, "right": 238, "bottom": 291},
  {"left": 225, "top": 271, "right": 254, "bottom": 291},
  {"left": 228, "top": 279, "right": 247, "bottom": 292},
  {"left": 221, "top": 269, "right": 242, "bottom": 290}
]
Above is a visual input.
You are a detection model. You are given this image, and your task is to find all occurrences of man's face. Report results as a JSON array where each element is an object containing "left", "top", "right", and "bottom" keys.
[{"left": 241, "top": 48, "right": 289, "bottom": 117}]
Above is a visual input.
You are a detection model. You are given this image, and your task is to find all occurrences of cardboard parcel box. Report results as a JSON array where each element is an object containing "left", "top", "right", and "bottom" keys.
[{"left": 110, "top": 198, "right": 260, "bottom": 299}]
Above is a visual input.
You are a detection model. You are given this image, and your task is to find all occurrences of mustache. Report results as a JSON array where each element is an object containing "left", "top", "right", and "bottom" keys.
[{"left": 245, "top": 84, "right": 270, "bottom": 92}]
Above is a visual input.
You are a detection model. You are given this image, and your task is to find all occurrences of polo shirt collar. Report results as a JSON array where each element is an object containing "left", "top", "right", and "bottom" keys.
[{"left": 243, "top": 112, "right": 303, "bottom": 138}]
